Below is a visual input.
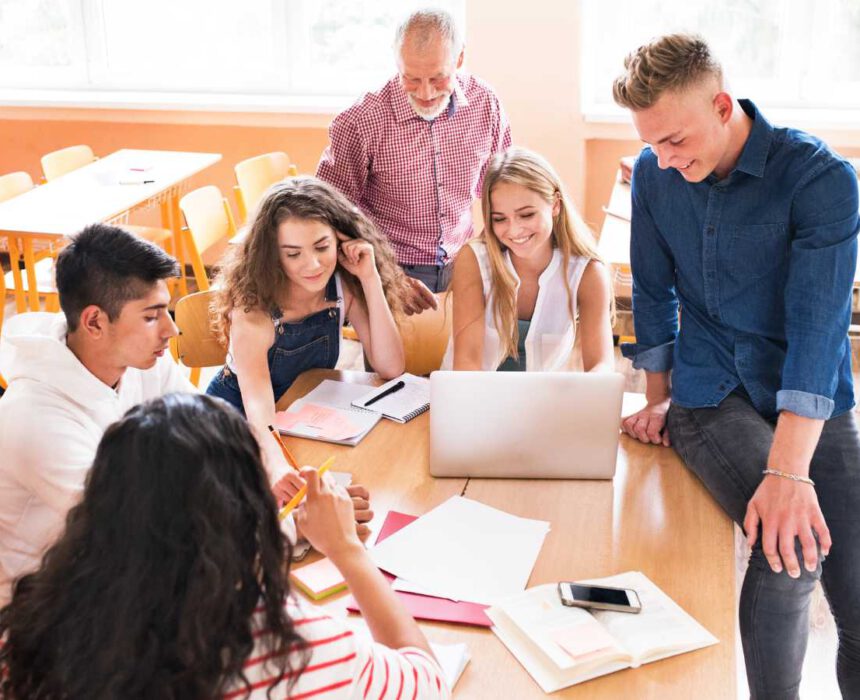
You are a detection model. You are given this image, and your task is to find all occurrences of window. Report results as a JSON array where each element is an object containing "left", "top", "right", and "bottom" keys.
[
  {"left": 582, "top": 0, "right": 860, "bottom": 120},
  {"left": 0, "top": 0, "right": 465, "bottom": 106}
]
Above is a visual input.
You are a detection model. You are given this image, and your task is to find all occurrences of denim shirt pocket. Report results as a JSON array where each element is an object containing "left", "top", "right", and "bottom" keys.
[{"left": 727, "top": 223, "right": 789, "bottom": 280}]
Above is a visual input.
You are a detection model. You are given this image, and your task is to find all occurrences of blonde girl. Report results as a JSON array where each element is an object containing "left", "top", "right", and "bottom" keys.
[{"left": 444, "top": 147, "right": 614, "bottom": 372}]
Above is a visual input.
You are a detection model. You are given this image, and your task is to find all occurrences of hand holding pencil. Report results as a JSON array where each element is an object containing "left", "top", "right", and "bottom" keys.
[
  {"left": 278, "top": 456, "right": 335, "bottom": 520},
  {"left": 293, "top": 462, "right": 364, "bottom": 559},
  {"left": 268, "top": 425, "right": 304, "bottom": 504}
]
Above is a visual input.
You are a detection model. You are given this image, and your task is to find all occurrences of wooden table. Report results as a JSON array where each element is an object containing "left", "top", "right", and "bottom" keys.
[
  {"left": 277, "top": 369, "right": 736, "bottom": 699},
  {"left": 0, "top": 149, "right": 221, "bottom": 311}
]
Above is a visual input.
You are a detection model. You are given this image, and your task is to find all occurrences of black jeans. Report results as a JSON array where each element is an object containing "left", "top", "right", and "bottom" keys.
[
  {"left": 667, "top": 393, "right": 860, "bottom": 699},
  {"left": 401, "top": 263, "right": 453, "bottom": 293}
]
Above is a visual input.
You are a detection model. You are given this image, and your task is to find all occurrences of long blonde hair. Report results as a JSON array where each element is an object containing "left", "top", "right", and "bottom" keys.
[
  {"left": 481, "top": 147, "right": 612, "bottom": 360},
  {"left": 212, "top": 176, "right": 408, "bottom": 344}
]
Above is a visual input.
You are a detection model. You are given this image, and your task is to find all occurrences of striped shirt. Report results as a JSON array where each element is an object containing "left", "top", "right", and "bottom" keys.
[
  {"left": 223, "top": 599, "right": 450, "bottom": 699},
  {"left": 317, "top": 73, "right": 511, "bottom": 266}
]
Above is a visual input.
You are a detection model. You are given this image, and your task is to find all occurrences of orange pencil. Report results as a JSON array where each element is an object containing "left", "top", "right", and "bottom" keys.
[{"left": 267, "top": 424, "right": 300, "bottom": 470}]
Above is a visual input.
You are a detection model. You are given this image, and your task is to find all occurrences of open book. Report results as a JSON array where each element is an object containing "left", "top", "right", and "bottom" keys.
[{"left": 486, "top": 571, "right": 718, "bottom": 692}]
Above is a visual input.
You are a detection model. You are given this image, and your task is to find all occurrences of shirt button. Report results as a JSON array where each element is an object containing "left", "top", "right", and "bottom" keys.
[{"left": 707, "top": 226, "right": 715, "bottom": 235}]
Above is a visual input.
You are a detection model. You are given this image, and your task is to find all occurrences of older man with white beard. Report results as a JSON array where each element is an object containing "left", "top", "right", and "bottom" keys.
[{"left": 317, "top": 8, "right": 511, "bottom": 314}]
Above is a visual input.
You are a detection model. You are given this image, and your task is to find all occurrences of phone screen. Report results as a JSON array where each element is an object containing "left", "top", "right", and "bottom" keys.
[{"left": 568, "top": 584, "right": 630, "bottom": 606}]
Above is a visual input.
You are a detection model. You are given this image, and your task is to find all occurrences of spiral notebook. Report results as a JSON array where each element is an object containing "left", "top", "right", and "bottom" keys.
[{"left": 351, "top": 374, "right": 431, "bottom": 423}]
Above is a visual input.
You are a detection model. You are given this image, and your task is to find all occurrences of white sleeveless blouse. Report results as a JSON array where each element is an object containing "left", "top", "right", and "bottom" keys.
[{"left": 441, "top": 239, "right": 589, "bottom": 371}]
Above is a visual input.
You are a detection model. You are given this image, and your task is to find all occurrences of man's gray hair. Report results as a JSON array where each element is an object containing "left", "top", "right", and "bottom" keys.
[{"left": 394, "top": 8, "right": 463, "bottom": 58}]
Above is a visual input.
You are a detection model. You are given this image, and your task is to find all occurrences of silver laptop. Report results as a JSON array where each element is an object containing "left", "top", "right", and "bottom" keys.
[{"left": 429, "top": 371, "right": 625, "bottom": 479}]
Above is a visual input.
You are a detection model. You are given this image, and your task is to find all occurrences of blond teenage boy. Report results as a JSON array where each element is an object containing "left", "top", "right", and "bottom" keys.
[{"left": 614, "top": 34, "right": 860, "bottom": 697}]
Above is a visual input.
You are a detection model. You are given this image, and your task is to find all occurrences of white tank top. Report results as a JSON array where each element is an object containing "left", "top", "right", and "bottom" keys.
[{"left": 441, "top": 239, "right": 589, "bottom": 371}]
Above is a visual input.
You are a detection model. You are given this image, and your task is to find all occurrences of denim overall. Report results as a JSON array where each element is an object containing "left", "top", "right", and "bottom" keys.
[{"left": 206, "top": 275, "right": 341, "bottom": 414}]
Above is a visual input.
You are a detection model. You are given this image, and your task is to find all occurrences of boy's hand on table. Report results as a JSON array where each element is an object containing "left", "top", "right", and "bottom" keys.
[
  {"left": 348, "top": 484, "right": 373, "bottom": 537},
  {"left": 273, "top": 470, "right": 305, "bottom": 504}
]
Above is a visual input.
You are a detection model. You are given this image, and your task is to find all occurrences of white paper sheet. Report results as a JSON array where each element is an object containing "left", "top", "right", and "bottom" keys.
[{"left": 370, "top": 496, "right": 550, "bottom": 605}]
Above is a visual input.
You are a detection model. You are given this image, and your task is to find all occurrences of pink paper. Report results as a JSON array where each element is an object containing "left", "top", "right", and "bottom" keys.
[
  {"left": 274, "top": 411, "right": 301, "bottom": 430},
  {"left": 276, "top": 404, "right": 360, "bottom": 441},
  {"left": 551, "top": 618, "right": 617, "bottom": 661}
]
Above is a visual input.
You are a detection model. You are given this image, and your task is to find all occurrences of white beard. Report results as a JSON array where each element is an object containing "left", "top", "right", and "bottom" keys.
[{"left": 408, "top": 92, "right": 452, "bottom": 120}]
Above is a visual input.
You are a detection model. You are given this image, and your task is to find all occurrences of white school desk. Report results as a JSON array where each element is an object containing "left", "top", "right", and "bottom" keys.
[
  {"left": 277, "top": 369, "right": 736, "bottom": 699},
  {"left": 0, "top": 149, "right": 221, "bottom": 312}
]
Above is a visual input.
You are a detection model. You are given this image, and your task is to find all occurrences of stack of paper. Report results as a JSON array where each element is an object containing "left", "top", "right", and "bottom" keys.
[
  {"left": 369, "top": 496, "right": 550, "bottom": 606},
  {"left": 487, "top": 571, "right": 718, "bottom": 692},
  {"left": 345, "top": 511, "right": 493, "bottom": 626}
]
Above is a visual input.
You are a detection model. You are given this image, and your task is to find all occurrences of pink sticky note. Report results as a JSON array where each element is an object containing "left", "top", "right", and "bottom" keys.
[
  {"left": 290, "top": 557, "right": 347, "bottom": 600},
  {"left": 274, "top": 410, "right": 302, "bottom": 431},
  {"left": 294, "top": 404, "right": 360, "bottom": 441},
  {"left": 551, "top": 618, "right": 618, "bottom": 661}
]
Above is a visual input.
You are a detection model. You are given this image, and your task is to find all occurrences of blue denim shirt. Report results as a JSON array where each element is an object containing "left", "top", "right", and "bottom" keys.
[{"left": 622, "top": 99, "right": 859, "bottom": 420}]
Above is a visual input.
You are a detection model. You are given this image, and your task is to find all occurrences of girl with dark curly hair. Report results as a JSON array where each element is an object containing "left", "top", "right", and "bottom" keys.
[
  {"left": 0, "top": 393, "right": 447, "bottom": 699},
  {"left": 207, "top": 177, "right": 407, "bottom": 461}
]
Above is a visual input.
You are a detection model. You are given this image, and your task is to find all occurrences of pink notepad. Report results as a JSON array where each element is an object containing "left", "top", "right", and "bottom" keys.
[{"left": 290, "top": 557, "right": 347, "bottom": 601}]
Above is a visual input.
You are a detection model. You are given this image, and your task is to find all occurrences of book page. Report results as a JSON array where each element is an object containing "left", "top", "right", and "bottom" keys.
[
  {"left": 585, "top": 572, "right": 718, "bottom": 666},
  {"left": 487, "top": 600, "right": 632, "bottom": 693},
  {"left": 500, "top": 584, "right": 627, "bottom": 670}
]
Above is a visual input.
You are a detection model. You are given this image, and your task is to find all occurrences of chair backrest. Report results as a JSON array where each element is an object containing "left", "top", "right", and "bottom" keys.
[
  {"left": 0, "top": 171, "right": 34, "bottom": 202},
  {"left": 174, "top": 290, "right": 227, "bottom": 369},
  {"left": 399, "top": 291, "right": 453, "bottom": 376},
  {"left": 179, "top": 186, "right": 237, "bottom": 291},
  {"left": 234, "top": 151, "right": 292, "bottom": 222},
  {"left": 41, "top": 145, "right": 96, "bottom": 182}
]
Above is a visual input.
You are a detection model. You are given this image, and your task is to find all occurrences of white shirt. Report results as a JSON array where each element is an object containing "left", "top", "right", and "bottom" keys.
[
  {"left": 0, "top": 313, "right": 195, "bottom": 602},
  {"left": 442, "top": 239, "right": 589, "bottom": 371}
]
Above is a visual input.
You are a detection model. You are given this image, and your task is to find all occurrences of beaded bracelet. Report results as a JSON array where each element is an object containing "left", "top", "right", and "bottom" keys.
[{"left": 762, "top": 469, "right": 815, "bottom": 487}]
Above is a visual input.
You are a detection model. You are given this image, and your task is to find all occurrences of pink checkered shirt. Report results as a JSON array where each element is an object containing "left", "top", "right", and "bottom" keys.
[{"left": 317, "top": 73, "right": 512, "bottom": 266}]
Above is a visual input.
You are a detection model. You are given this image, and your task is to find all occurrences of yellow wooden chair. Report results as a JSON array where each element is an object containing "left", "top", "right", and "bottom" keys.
[
  {"left": 178, "top": 186, "right": 237, "bottom": 292},
  {"left": 0, "top": 171, "right": 35, "bottom": 201},
  {"left": 40, "top": 145, "right": 96, "bottom": 182},
  {"left": 40, "top": 146, "right": 171, "bottom": 248},
  {"left": 0, "top": 171, "right": 60, "bottom": 315},
  {"left": 172, "top": 290, "right": 226, "bottom": 387},
  {"left": 398, "top": 291, "right": 452, "bottom": 376},
  {"left": 233, "top": 151, "right": 297, "bottom": 223}
]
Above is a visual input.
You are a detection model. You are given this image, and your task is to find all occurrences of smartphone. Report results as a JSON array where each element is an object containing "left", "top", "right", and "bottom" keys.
[{"left": 557, "top": 582, "right": 642, "bottom": 614}]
